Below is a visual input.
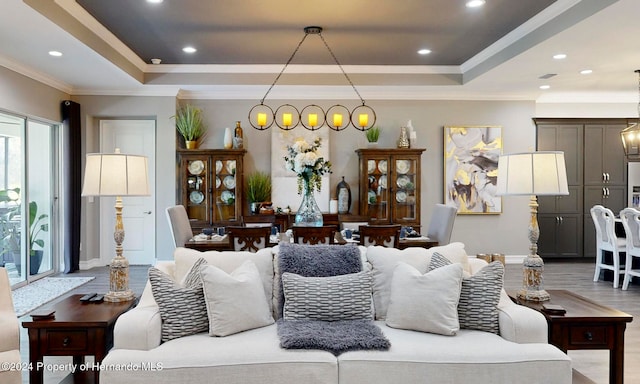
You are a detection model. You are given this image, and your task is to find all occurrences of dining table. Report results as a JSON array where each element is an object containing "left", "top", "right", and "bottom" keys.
[{"left": 183, "top": 234, "right": 437, "bottom": 251}]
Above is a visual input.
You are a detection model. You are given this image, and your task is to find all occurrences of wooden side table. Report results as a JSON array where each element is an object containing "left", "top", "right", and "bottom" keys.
[
  {"left": 509, "top": 289, "right": 633, "bottom": 384},
  {"left": 22, "top": 294, "right": 137, "bottom": 384}
]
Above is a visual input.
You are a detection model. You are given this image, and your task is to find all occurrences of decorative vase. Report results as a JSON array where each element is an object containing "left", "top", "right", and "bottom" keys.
[
  {"left": 397, "top": 126, "right": 410, "bottom": 148},
  {"left": 336, "top": 176, "right": 351, "bottom": 214},
  {"left": 367, "top": 141, "right": 378, "bottom": 148},
  {"left": 223, "top": 127, "right": 233, "bottom": 149},
  {"left": 294, "top": 179, "right": 323, "bottom": 227},
  {"left": 185, "top": 140, "right": 197, "bottom": 149}
]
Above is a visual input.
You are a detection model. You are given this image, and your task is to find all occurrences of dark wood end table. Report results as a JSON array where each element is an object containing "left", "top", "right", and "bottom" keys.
[
  {"left": 509, "top": 289, "right": 633, "bottom": 384},
  {"left": 22, "top": 294, "right": 137, "bottom": 384}
]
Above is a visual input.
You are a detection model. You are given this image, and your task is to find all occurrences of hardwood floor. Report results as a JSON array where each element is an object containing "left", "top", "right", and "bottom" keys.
[{"left": 16, "top": 261, "right": 639, "bottom": 384}]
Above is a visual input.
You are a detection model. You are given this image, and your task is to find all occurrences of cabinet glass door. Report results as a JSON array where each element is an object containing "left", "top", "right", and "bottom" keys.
[
  {"left": 366, "top": 157, "right": 390, "bottom": 222},
  {"left": 392, "top": 157, "right": 418, "bottom": 223},
  {"left": 213, "top": 157, "right": 238, "bottom": 223},
  {"left": 184, "top": 157, "right": 209, "bottom": 224}
]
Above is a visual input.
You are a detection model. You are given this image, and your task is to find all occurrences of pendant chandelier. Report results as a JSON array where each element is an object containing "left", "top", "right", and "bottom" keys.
[
  {"left": 621, "top": 69, "right": 640, "bottom": 158},
  {"left": 248, "top": 26, "right": 376, "bottom": 132}
]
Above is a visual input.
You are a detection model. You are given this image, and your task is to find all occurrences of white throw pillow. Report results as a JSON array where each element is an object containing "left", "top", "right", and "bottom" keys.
[
  {"left": 385, "top": 262, "right": 463, "bottom": 336},
  {"left": 366, "top": 243, "right": 470, "bottom": 320},
  {"left": 200, "top": 260, "right": 274, "bottom": 337}
]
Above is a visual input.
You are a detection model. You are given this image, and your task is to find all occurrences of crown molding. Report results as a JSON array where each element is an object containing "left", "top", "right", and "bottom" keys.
[{"left": 0, "top": 54, "right": 72, "bottom": 94}]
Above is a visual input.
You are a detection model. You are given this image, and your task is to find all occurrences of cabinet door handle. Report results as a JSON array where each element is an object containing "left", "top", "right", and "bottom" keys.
[
  {"left": 143, "top": 211, "right": 152, "bottom": 215},
  {"left": 556, "top": 216, "right": 559, "bottom": 224},
  {"left": 584, "top": 331, "right": 593, "bottom": 341},
  {"left": 607, "top": 173, "right": 610, "bottom": 182},
  {"left": 560, "top": 216, "right": 563, "bottom": 224},
  {"left": 602, "top": 173, "right": 606, "bottom": 182},
  {"left": 607, "top": 187, "right": 610, "bottom": 197},
  {"left": 63, "top": 337, "right": 70, "bottom": 347},
  {"left": 602, "top": 187, "right": 606, "bottom": 198}
]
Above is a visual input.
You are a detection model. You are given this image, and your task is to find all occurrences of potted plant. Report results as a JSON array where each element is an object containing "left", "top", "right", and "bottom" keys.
[
  {"left": 28, "top": 201, "right": 48, "bottom": 275},
  {"left": 365, "top": 126, "right": 381, "bottom": 147},
  {"left": 0, "top": 188, "right": 20, "bottom": 269},
  {"left": 246, "top": 171, "right": 272, "bottom": 214},
  {"left": 172, "top": 104, "right": 206, "bottom": 149}
]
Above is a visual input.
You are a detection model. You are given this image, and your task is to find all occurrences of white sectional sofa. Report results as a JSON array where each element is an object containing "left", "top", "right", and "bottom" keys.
[{"left": 100, "top": 243, "right": 571, "bottom": 384}]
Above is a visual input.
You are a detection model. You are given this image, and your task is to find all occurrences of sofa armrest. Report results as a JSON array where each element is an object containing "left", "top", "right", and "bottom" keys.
[
  {"left": 497, "top": 290, "right": 548, "bottom": 343},
  {"left": 0, "top": 309, "right": 19, "bottom": 353},
  {"left": 113, "top": 301, "right": 162, "bottom": 351}
]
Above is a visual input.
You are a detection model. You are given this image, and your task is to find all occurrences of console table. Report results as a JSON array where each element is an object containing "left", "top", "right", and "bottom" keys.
[
  {"left": 510, "top": 289, "right": 633, "bottom": 384},
  {"left": 22, "top": 294, "right": 137, "bottom": 384}
]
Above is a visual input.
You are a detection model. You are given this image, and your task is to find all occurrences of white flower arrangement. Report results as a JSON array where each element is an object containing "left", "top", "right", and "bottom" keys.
[{"left": 284, "top": 137, "right": 332, "bottom": 195}]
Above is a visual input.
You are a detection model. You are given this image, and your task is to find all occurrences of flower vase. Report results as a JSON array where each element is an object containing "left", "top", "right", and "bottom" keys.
[{"left": 295, "top": 180, "right": 323, "bottom": 227}]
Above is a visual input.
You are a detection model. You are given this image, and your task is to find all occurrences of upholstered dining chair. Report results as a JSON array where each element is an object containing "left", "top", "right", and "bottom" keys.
[
  {"left": 424, "top": 204, "right": 457, "bottom": 246},
  {"left": 226, "top": 226, "right": 271, "bottom": 252},
  {"left": 0, "top": 267, "right": 21, "bottom": 384},
  {"left": 292, "top": 226, "right": 336, "bottom": 245},
  {"left": 590, "top": 205, "right": 626, "bottom": 288},
  {"left": 619, "top": 207, "right": 640, "bottom": 290},
  {"left": 166, "top": 205, "right": 194, "bottom": 248},
  {"left": 359, "top": 225, "right": 401, "bottom": 248}
]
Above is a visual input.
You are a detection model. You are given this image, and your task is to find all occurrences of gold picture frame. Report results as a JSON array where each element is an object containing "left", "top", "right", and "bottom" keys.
[{"left": 444, "top": 126, "right": 502, "bottom": 214}]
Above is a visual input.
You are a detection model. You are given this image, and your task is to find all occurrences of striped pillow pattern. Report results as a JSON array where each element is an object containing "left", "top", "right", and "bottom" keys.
[
  {"left": 429, "top": 252, "right": 504, "bottom": 334},
  {"left": 149, "top": 257, "right": 209, "bottom": 341},
  {"left": 282, "top": 271, "right": 373, "bottom": 321}
]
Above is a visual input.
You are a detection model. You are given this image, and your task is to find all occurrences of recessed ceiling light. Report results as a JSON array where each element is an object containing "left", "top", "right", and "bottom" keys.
[
  {"left": 417, "top": 49, "right": 431, "bottom": 55},
  {"left": 48, "top": 51, "right": 62, "bottom": 57},
  {"left": 182, "top": 46, "right": 197, "bottom": 54},
  {"left": 539, "top": 85, "right": 551, "bottom": 90},
  {"left": 580, "top": 69, "right": 593, "bottom": 75},
  {"left": 146, "top": 0, "right": 163, "bottom": 3},
  {"left": 553, "top": 53, "right": 567, "bottom": 60},
  {"left": 466, "top": 0, "right": 486, "bottom": 8}
]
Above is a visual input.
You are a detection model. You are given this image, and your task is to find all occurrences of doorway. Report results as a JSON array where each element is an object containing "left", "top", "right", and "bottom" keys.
[{"left": 99, "top": 120, "right": 156, "bottom": 265}]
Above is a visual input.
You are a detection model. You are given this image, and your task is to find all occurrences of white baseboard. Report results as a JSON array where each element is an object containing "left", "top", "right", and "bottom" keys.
[{"left": 79, "top": 258, "right": 106, "bottom": 270}]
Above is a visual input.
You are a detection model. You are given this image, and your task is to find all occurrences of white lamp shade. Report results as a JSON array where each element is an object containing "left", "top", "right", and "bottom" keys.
[
  {"left": 82, "top": 152, "right": 150, "bottom": 196},
  {"left": 496, "top": 151, "right": 569, "bottom": 196}
]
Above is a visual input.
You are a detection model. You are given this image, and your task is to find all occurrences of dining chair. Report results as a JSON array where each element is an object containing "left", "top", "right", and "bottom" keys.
[
  {"left": 359, "top": 224, "right": 401, "bottom": 248},
  {"left": 292, "top": 226, "right": 336, "bottom": 245},
  {"left": 166, "top": 205, "right": 194, "bottom": 248},
  {"left": 619, "top": 207, "right": 640, "bottom": 290},
  {"left": 0, "top": 267, "right": 21, "bottom": 384},
  {"left": 242, "top": 214, "right": 276, "bottom": 227},
  {"left": 424, "top": 204, "right": 457, "bottom": 246},
  {"left": 226, "top": 226, "right": 271, "bottom": 252},
  {"left": 590, "top": 205, "right": 626, "bottom": 288}
]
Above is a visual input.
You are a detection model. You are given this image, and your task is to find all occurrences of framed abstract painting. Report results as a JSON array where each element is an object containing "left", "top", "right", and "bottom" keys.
[{"left": 444, "top": 126, "right": 502, "bottom": 214}]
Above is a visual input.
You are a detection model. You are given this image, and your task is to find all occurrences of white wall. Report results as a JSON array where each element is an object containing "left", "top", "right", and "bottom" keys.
[
  {"left": 184, "top": 98, "right": 536, "bottom": 257},
  {"left": 72, "top": 95, "right": 177, "bottom": 263}
]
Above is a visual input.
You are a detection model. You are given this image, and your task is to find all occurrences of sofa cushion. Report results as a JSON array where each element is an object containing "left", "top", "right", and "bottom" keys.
[
  {"left": 366, "top": 242, "right": 471, "bottom": 320},
  {"left": 200, "top": 260, "right": 274, "bottom": 337},
  {"left": 101, "top": 324, "right": 339, "bottom": 384},
  {"left": 282, "top": 271, "right": 373, "bottom": 321},
  {"left": 149, "top": 258, "right": 209, "bottom": 342},
  {"left": 337, "top": 321, "right": 572, "bottom": 384},
  {"left": 385, "top": 262, "right": 463, "bottom": 336},
  {"left": 429, "top": 252, "right": 504, "bottom": 334}
]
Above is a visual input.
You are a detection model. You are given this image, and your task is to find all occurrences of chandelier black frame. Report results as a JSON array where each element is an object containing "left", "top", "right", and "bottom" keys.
[
  {"left": 621, "top": 69, "right": 640, "bottom": 158},
  {"left": 248, "top": 26, "right": 376, "bottom": 132}
]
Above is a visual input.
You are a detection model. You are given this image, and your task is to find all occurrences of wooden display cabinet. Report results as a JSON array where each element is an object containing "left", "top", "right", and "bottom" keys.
[
  {"left": 177, "top": 149, "right": 246, "bottom": 233},
  {"left": 356, "top": 148, "right": 425, "bottom": 228}
]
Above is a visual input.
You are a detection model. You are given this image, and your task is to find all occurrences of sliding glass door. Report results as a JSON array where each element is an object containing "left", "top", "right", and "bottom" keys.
[{"left": 0, "top": 111, "right": 56, "bottom": 286}]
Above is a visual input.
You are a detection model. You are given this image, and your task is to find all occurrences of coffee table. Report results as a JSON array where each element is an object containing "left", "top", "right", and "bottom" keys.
[
  {"left": 509, "top": 289, "right": 633, "bottom": 384},
  {"left": 22, "top": 294, "right": 137, "bottom": 384}
]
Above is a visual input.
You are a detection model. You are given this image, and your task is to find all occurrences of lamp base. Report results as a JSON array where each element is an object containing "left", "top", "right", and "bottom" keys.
[
  {"left": 516, "top": 254, "right": 550, "bottom": 302},
  {"left": 105, "top": 254, "right": 135, "bottom": 302},
  {"left": 105, "top": 289, "right": 135, "bottom": 302}
]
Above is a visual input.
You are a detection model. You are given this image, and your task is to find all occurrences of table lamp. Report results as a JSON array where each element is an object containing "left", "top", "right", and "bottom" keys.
[
  {"left": 81, "top": 148, "right": 149, "bottom": 302},
  {"left": 496, "top": 151, "right": 569, "bottom": 302}
]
